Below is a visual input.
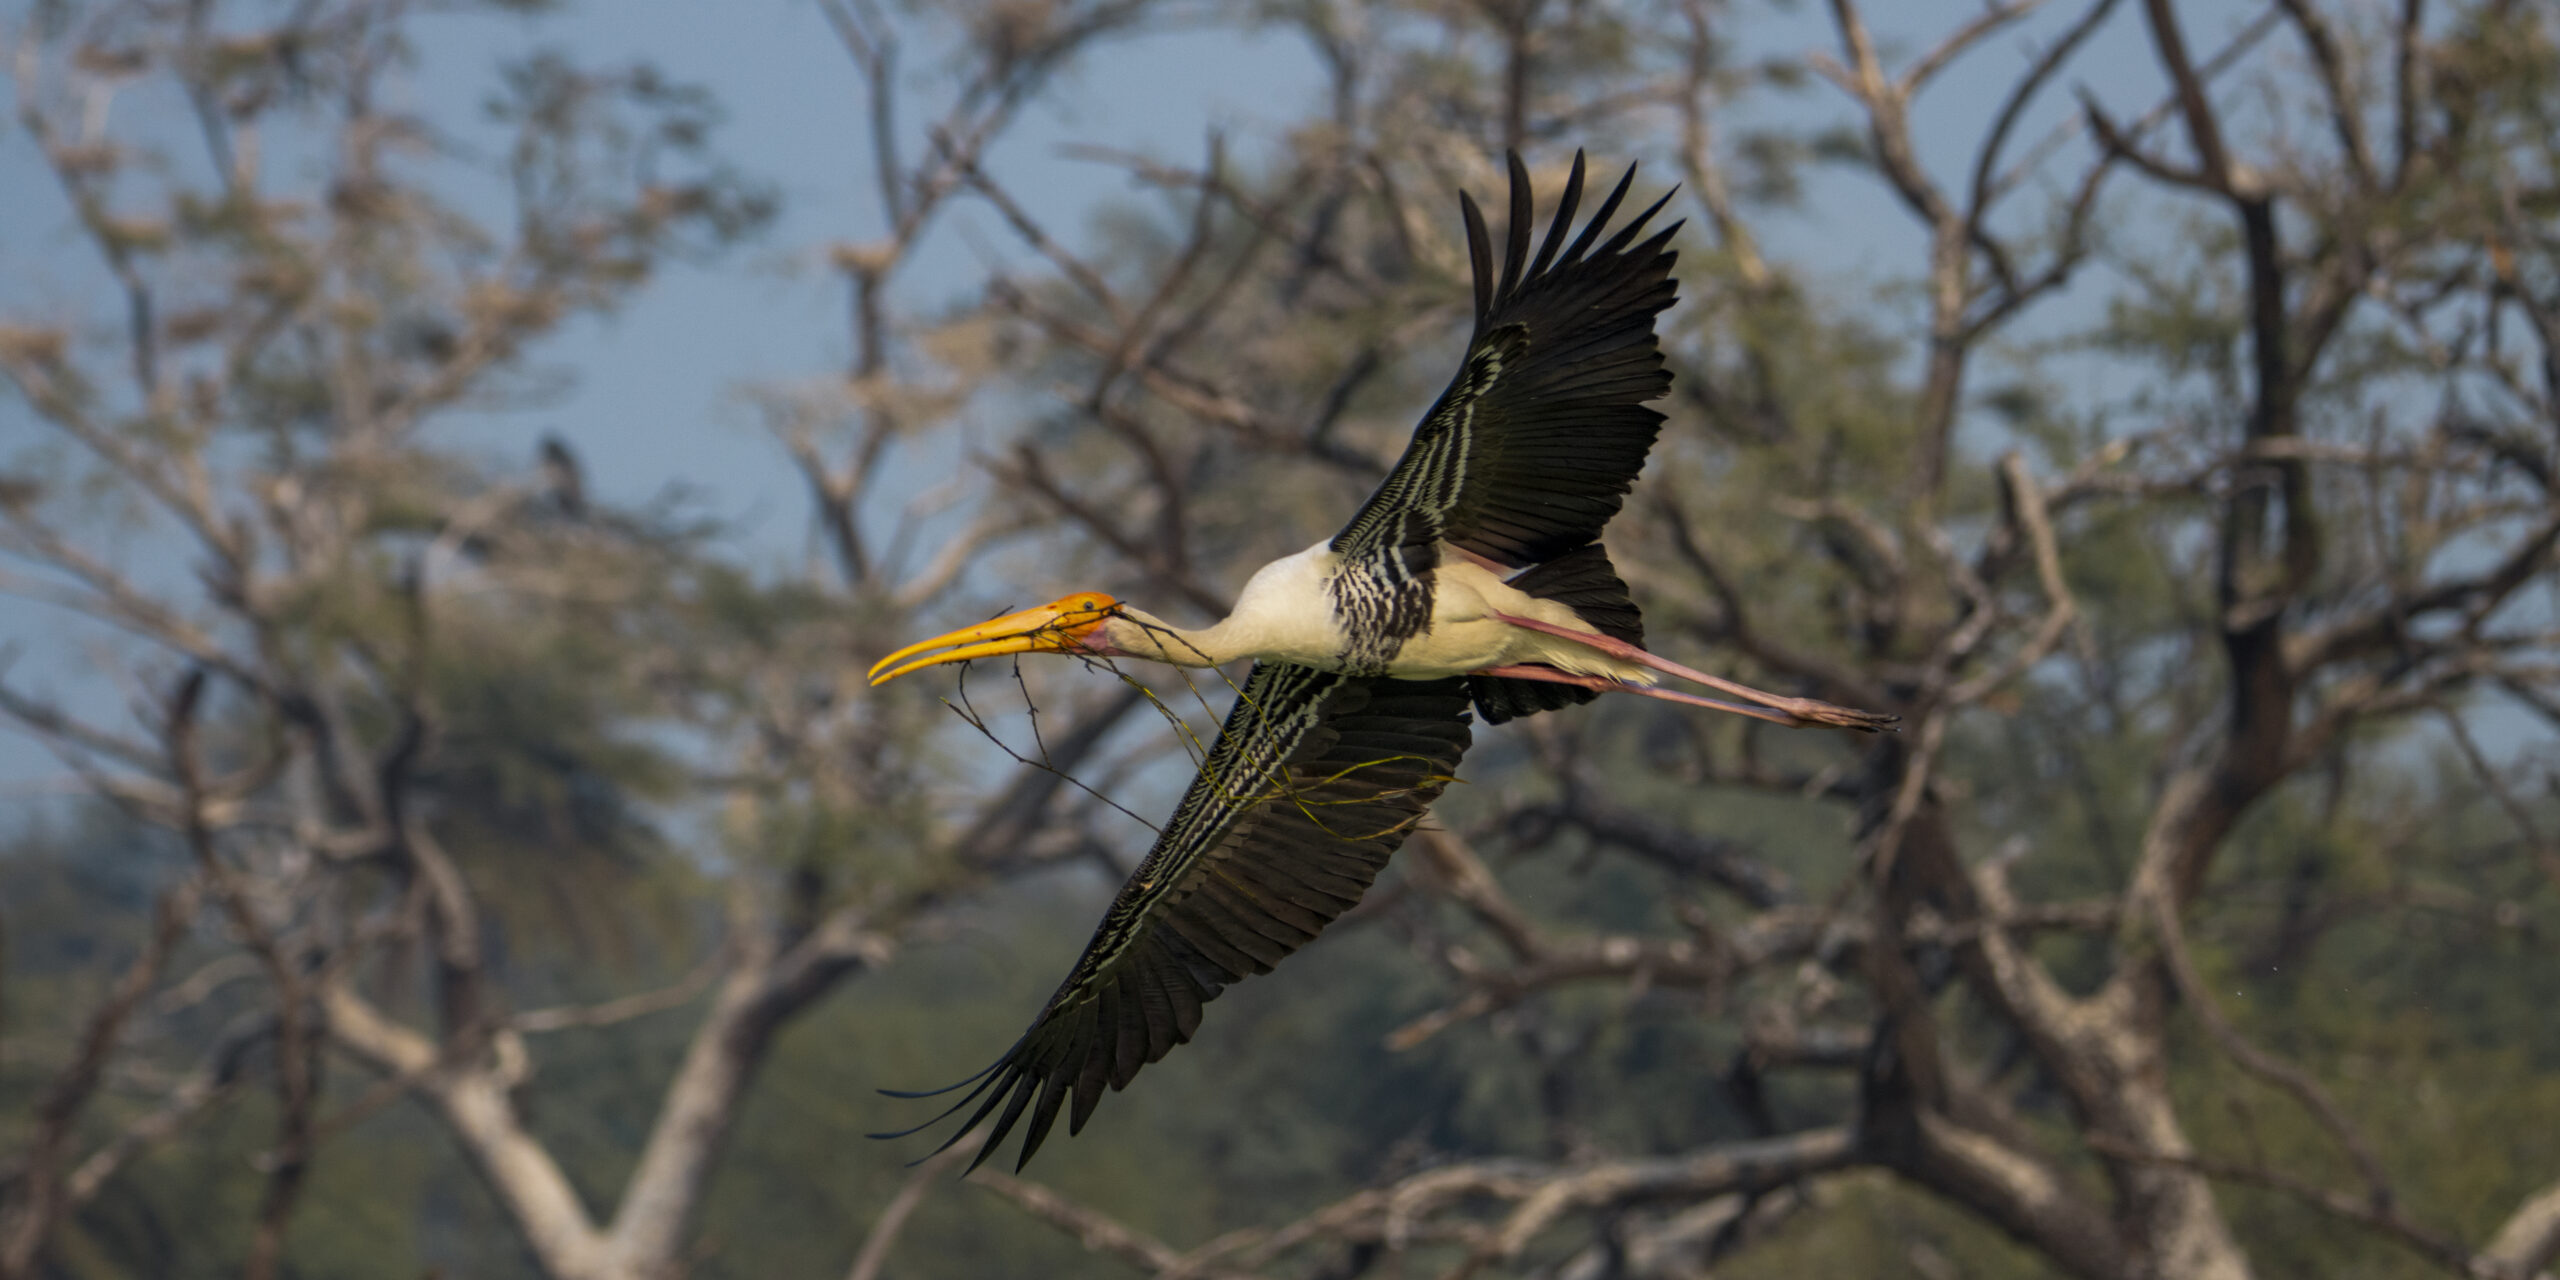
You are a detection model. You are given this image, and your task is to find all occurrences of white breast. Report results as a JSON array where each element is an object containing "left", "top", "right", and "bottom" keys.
[
  {"left": 1212, "top": 541, "right": 1651, "bottom": 684},
  {"left": 1216, "top": 542, "right": 1355, "bottom": 667}
]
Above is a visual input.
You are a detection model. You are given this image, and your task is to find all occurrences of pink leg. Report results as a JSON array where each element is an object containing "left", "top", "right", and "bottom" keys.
[
  {"left": 1473, "top": 664, "right": 1818, "bottom": 728},
  {"left": 1483, "top": 613, "right": 1898, "bottom": 732}
]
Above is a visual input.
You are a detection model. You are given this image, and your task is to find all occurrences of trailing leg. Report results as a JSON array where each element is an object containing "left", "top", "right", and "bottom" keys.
[
  {"left": 1485, "top": 612, "right": 1897, "bottom": 732},
  {"left": 1470, "top": 664, "right": 1822, "bottom": 728}
]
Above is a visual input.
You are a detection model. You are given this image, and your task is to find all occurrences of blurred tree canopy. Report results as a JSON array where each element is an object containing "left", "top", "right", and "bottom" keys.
[{"left": 3, "top": 0, "right": 2559, "bottom": 1278}]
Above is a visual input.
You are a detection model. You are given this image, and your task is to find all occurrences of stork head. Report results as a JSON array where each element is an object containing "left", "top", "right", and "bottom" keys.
[{"left": 868, "top": 592, "right": 1122, "bottom": 686}]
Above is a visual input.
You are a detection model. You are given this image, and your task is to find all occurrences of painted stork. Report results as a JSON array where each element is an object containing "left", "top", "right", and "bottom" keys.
[{"left": 869, "top": 153, "right": 1896, "bottom": 1173}]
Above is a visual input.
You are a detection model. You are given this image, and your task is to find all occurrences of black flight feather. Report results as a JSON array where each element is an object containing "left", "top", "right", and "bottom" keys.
[
  {"left": 875, "top": 664, "right": 1472, "bottom": 1173},
  {"left": 1332, "top": 150, "right": 1683, "bottom": 612}
]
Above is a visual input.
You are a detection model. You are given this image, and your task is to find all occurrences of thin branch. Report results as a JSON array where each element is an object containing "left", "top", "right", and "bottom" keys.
[
  {"left": 2087, "top": 1137, "right": 2493, "bottom": 1279},
  {"left": 1178, "top": 1129, "right": 1859, "bottom": 1277},
  {"left": 970, "top": 1170, "right": 1216, "bottom": 1276},
  {"left": 2007, "top": 9, "right": 2280, "bottom": 198},
  {"left": 62, "top": 1018, "right": 263, "bottom": 1210},
  {"left": 845, "top": 1134, "right": 988, "bottom": 1280},
  {"left": 2272, "top": 0, "right": 2376, "bottom": 190},
  {"left": 169, "top": 672, "right": 315, "bottom": 1280},
  {"left": 0, "top": 879, "right": 202, "bottom": 1278},
  {"left": 1902, "top": 1, "right": 2050, "bottom": 95},
  {"left": 2140, "top": 0, "right": 2240, "bottom": 193},
  {"left": 960, "top": 162, "right": 1126, "bottom": 320},
  {"left": 512, "top": 949, "right": 726, "bottom": 1034},
  {"left": 2437, "top": 708, "right": 2560, "bottom": 893},
  {"left": 1949, "top": 454, "right": 2082, "bottom": 703},
  {"left": 2146, "top": 890, "right": 2399, "bottom": 1213},
  {"left": 1967, "top": 0, "right": 2121, "bottom": 222}
]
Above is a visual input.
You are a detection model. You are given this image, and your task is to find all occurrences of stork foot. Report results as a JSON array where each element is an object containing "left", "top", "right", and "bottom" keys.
[{"left": 1751, "top": 695, "right": 1899, "bottom": 733}]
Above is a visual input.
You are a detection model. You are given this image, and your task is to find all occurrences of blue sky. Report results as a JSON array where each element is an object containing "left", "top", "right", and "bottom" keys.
[{"left": 409, "top": 0, "right": 1332, "bottom": 544}]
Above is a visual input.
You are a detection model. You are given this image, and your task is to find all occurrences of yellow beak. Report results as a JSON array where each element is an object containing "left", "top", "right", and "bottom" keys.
[{"left": 867, "top": 594, "right": 1119, "bottom": 686}]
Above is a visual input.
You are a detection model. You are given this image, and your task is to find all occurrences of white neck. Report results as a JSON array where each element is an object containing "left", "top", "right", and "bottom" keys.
[
  {"left": 1099, "top": 609, "right": 1244, "bottom": 668},
  {"left": 1094, "top": 543, "right": 1344, "bottom": 669}
]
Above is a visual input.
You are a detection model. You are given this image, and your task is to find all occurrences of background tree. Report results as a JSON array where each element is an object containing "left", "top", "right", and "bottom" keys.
[{"left": 4, "top": 1, "right": 2559, "bottom": 1279}]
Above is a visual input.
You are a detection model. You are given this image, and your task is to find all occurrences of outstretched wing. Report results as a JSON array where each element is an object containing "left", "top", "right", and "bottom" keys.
[
  {"left": 878, "top": 663, "right": 1473, "bottom": 1173},
  {"left": 1333, "top": 152, "right": 1682, "bottom": 587}
]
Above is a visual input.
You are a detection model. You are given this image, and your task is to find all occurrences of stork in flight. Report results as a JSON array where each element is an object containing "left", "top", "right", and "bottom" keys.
[{"left": 869, "top": 152, "right": 1896, "bottom": 1173}]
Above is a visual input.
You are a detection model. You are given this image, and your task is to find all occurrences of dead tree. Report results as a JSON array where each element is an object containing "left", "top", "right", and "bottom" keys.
[
  {"left": 894, "top": 1, "right": 2560, "bottom": 1276},
  {"left": 0, "top": 2, "right": 1152, "bottom": 1277}
]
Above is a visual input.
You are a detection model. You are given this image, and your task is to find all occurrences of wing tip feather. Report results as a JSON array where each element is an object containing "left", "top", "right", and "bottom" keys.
[
  {"left": 1459, "top": 189, "right": 1494, "bottom": 323},
  {"left": 1495, "top": 150, "right": 1533, "bottom": 308}
]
